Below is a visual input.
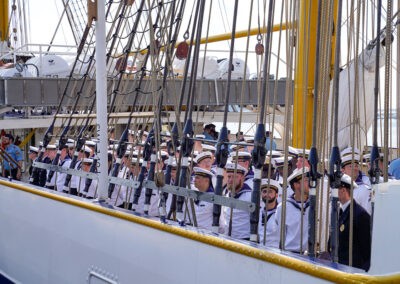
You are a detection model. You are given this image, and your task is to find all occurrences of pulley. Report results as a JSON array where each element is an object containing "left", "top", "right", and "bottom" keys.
[{"left": 176, "top": 42, "right": 189, "bottom": 60}]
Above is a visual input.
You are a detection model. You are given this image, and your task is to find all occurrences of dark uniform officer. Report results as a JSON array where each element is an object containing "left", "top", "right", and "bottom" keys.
[{"left": 335, "top": 174, "right": 371, "bottom": 271}]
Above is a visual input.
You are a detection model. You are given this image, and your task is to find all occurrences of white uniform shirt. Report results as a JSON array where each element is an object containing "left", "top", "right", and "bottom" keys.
[
  {"left": 46, "top": 168, "right": 57, "bottom": 187},
  {"left": 258, "top": 205, "right": 280, "bottom": 248},
  {"left": 353, "top": 183, "right": 372, "bottom": 215},
  {"left": 136, "top": 185, "right": 160, "bottom": 216},
  {"left": 110, "top": 166, "right": 129, "bottom": 207},
  {"left": 70, "top": 160, "right": 82, "bottom": 189},
  {"left": 223, "top": 184, "right": 252, "bottom": 239},
  {"left": 275, "top": 195, "right": 309, "bottom": 253},
  {"left": 79, "top": 177, "right": 98, "bottom": 198},
  {"left": 56, "top": 158, "right": 71, "bottom": 192},
  {"left": 189, "top": 185, "right": 215, "bottom": 231}
]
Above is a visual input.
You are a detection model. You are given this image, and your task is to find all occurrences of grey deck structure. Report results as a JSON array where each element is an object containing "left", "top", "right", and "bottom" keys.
[{"left": 0, "top": 77, "right": 292, "bottom": 107}]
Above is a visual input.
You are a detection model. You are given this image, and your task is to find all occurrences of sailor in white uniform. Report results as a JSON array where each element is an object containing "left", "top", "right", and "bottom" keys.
[
  {"left": 244, "top": 137, "right": 254, "bottom": 153},
  {"left": 44, "top": 144, "right": 58, "bottom": 189},
  {"left": 70, "top": 146, "right": 91, "bottom": 196},
  {"left": 230, "top": 151, "right": 254, "bottom": 190},
  {"left": 201, "top": 143, "right": 216, "bottom": 155},
  {"left": 136, "top": 159, "right": 162, "bottom": 216},
  {"left": 190, "top": 167, "right": 215, "bottom": 231},
  {"left": 125, "top": 157, "right": 143, "bottom": 210},
  {"left": 193, "top": 151, "right": 213, "bottom": 171},
  {"left": 271, "top": 156, "right": 294, "bottom": 203},
  {"left": 85, "top": 140, "right": 97, "bottom": 158},
  {"left": 194, "top": 151, "right": 215, "bottom": 187},
  {"left": 295, "top": 148, "right": 310, "bottom": 169},
  {"left": 340, "top": 147, "right": 372, "bottom": 215},
  {"left": 275, "top": 167, "right": 310, "bottom": 254},
  {"left": 194, "top": 134, "right": 205, "bottom": 153},
  {"left": 56, "top": 145, "right": 72, "bottom": 192},
  {"left": 110, "top": 151, "right": 131, "bottom": 207},
  {"left": 79, "top": 158, "right": 98, "bottom": 199},
  {"left": 158, "top": 157, "right": 177, "bottom": 217},
  {"left": 258, "top": 179, "right": 280, "bottom": 248},
  {"left": 223, "top": 163, "right": 252, "bottom": 240}
]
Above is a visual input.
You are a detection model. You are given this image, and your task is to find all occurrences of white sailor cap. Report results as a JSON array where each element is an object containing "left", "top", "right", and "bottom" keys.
[
  {"left": 272, "top": 156, "right": 292, "bottom": 168},
  {"left": 66, "top": 139, "right": 75, "bottom": 148},
  {"left": 82, "top": 158, "right": 94, "bottom": 164},
  {"left": 165, "top": 158, "right": 178, "bottom": 168},
  {"left": 231, "top": 143, "right": 247, "bottom": 152},
  {"left": 159, "top": 150, "right": 169, "bottom": 158},
  {"left": 195, "top": 134, "right": 205, "bottom": 139},
  {"left": 341, "top": 146, "right": 361, "bottom": 157},
  {"left": 108, "top": 144, "right": 119, "bottom": 150},
  {"left": 128, "top": 129, "right": 135, "bottom": 135},
  {"left": 201, "top": 144, "right": 216, "bottom": 152},
  {"left": 287, "top": 167, "right": 310, "bottom": 184},
  {"left": 46, "top": 144, "right": 57, "bottom": 150},
  {"left": 341, "top": 154, "right": 361, "bottom": 167},
  {"left": 288, "top": 146, "right": 299, "bottom": 157},
  {"left": 162, "top": 131, "right": 171, "bottom": 137},
  {"left": 340, "top": 173, "right": 358, "bottom": 189},
  {"left": 160, "top": 142, "right": 167, "bottom": 149},
  {"left": 193, "top": 167, "right": 214, "bottom": 178},
  {"left": 29, "top": 146, "right": 39, "bottom": 153},
  {"left": 194, "top": 151, "right": 213, "bottom": 164},
  {"left": 297, "top": 148, "right": 310, "bottom": 159},
  {"left": 230, "top": 151, "right": 252, "bottom": 161},
  {"left": 124, "top": 150, "right": 133, "bottom": 157},
  {"left": 142, "top": 131, "right": 149, "bottom": 137},
  {"left": 82, "top": 146, "right": 92, "bottom": 153},
  {"left": 261, "top": 179, "right": 282, "bottom": 192},
  {"left": 85, "top": 140, "right": 96, "bottom": 147},
  {"left": 225, "top": 163, "right": 248, "bottom": 176},
  {"left": 131, "top": 151, "right": 139, "bottom": 158},
  {"left": 130, "top": 157, "right": 143, "bottom": 165},
  {"left": 362, "top": 153, "right": 371, "bottom": 163},
  {"left": 266, "top": 150, "right": 283, "bottom": 158}
]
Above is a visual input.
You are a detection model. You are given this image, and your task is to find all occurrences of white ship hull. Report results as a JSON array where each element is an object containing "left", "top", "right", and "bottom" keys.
[{"left": 1, "top": 179, "right": 399, "bottom": 283}]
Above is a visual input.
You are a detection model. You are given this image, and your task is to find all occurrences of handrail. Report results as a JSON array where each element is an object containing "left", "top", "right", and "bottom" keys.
[
  {"left": 1, "top": 179, "right": 399, "bottom": 283},
  {"left": 0, "top": 43, "right": 78, "bottom": 61}
]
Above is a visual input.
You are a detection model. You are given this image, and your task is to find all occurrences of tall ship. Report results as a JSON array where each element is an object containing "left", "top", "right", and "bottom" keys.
[{"left": 0, "top": 0, "right": 400, "bottom": 283}]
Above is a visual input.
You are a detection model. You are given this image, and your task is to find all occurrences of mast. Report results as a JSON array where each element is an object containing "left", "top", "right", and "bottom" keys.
[
  {"left": 94, "top": 0, "right": 108, "bottom": 200},
  {"left": 0, "top": 0, "right": 7, "bottom": 42},
  {"left": 292, "top": 0, "right": 318, "bottom": 148}
]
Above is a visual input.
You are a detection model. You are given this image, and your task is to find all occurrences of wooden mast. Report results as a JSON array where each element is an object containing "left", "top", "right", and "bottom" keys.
[
  {"left": 293, "top": 0, "right": 339, "bottom": 148},
  {"left": 0, "top": 0, "right": 8, "bottom": 42},
  {"left": 292, "top": 0, "right": 319, "bottom": 148}
]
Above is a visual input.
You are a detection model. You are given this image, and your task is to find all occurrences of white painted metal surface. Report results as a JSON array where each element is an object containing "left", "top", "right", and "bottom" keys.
[
  {"left": 95, "top": 1, "right": 109, "bottom": 201},
  {"left": 369, "top": 180, "right": 400, "bottom": 275}
]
